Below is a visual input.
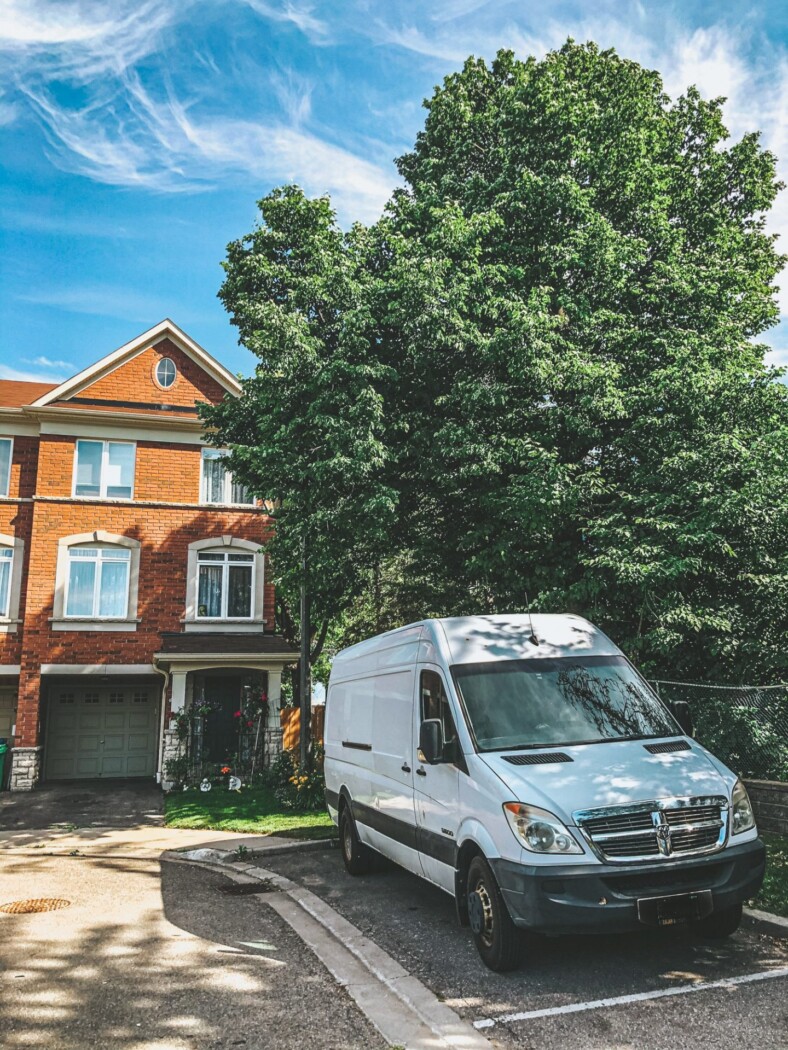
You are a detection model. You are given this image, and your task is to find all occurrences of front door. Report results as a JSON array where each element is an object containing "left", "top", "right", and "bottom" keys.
[
  {"left": 0, "top": 686, "right": 15, "bottom": 741},
  {"left": 413, "top": 666, "right": 461, "bottom": 892},
  {"left": 44, "top": 683, "right": 158, "bottom": 780}
]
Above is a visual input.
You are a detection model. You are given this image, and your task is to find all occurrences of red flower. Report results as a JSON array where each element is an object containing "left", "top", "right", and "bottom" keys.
[
  {"left": 233, "top": 710, "right": 242, "bottom": 718},
  {"left": 221, "top": 766, "right": 231, "bottom": 775},
  {"left": 246, "top": 720, "right": 254, "bottom": 729}
]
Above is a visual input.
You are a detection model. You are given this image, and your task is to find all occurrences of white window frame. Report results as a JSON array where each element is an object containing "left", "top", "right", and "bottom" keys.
[
  {"left": 200, "top": 448, "right": 255, "bottom": 506},
  {"left": 155, "top": 357, "right": 177, "bottom": 389},
  {"left": 52, "top": 531, "right": 141, "bottom": 632},
  {"left": 0, "top": 438, "right": 12, "bottom": 498},
  {"left": 0, "top": 533, "right": 23, "bottom": 632},
  {"left": 73, "top": 439, "right": 136, "bottom": 500},
  {"left": 64, "top": 546, "right": 132, "bottom": 620},
  {"left": 196, "top": 549, "right": 255, "bottom": 621},
  {"left": 183, "top": 536, "right": 265, "bottom": 632}
]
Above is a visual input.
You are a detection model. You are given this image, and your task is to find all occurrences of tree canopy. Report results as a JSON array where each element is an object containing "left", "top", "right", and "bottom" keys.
[{"left": 202, "top": 41, "right": 788, "bottom": 684}]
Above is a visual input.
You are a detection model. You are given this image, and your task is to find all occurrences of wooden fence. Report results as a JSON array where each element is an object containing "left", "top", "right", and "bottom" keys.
[{"left": 280, "top": 706, "right": 325, "bottom": 752}]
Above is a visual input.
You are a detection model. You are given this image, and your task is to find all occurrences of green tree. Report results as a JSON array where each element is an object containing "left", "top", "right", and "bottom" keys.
[
  {"left": 381, "top": 43, "right": 788, "bottom": 682},
  {"left": 207, "top": 43, "right": 788, "bottom": 685},
  {"left": 201, "top": 187, "right": 397, "bottom": 664}
]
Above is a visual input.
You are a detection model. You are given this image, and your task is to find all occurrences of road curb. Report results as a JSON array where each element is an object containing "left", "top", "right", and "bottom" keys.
[
  {"left": 743, "top": 905, "right": 788, "bottom": 938},
  {"left": 165, "top": 836, "right": 337, "bottom": 865},
  {"left": 170, "top": 850, "right": 494, "bottom": 1050}
]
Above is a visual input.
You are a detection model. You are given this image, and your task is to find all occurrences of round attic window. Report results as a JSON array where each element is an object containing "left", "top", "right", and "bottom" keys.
[{"left": 155, "top": 357, "right": 177, "bottom": 389}]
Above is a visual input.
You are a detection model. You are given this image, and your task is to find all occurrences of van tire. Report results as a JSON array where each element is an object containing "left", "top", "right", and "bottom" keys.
[
  {"left": 340, "top": 805, "right": 374, "bottom": 876},
  {"left": 467, "top": 855, "right": 520, "bottom": 971},
  {"left": 693, "top": 901, "right": 743, "bottom": 940}
]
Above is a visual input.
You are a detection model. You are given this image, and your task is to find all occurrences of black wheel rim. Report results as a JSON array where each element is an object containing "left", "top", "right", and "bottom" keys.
[{"left": 473, "top": 876, "right": 495, "bottom": 947}]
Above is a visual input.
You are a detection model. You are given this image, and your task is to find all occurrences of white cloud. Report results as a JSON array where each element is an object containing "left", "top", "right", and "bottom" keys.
[
  {"left": 0, "top": 0, "right": 183, "bottom": 80},
  {"left": 25, "top": 355, "right": 75, "bottom": 370},
  {"left": 21, "top": 75, "right": 395, "bottom": 221},
  {"left": 241, "top": 0, "right": 329, "bottom": 42},
  {"left": 0, "top": 363, "right": 62, "bottom": 382},
  {"left": 16, "top": 282, "right": 174, "bottom": 322}
]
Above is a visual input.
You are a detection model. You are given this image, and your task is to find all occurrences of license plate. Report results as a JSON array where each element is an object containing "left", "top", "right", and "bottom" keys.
[{"left": 637, "top": 889, "right": 713, "bottom": 927}]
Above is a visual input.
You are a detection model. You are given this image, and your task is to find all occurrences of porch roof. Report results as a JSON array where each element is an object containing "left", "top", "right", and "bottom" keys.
[{"left": 155, "top": 632, "right": 299, "bottom": 663}]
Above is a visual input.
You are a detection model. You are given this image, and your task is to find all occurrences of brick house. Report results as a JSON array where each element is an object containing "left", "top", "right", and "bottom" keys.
[{"left": 0, "top": 319, "right": 297, "bottom": 791}]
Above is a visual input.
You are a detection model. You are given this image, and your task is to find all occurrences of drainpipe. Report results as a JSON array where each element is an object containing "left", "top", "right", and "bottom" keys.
[{"left": 152, "top": 660, "right": 170, "bottom": 786}]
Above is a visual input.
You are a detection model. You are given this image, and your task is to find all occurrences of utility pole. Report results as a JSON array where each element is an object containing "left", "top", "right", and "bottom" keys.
[{"left": 299, "top": 533, "right": 311, "bottom": 768}]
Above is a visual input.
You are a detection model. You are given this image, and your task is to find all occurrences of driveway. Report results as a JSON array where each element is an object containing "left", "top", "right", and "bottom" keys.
[
  {"left": 258, "top": 849, "right": 788, "bottom": 1050},
  {"left": 0, "top": 852, "right": 385, "bottom": 1050},
  {"left": 0, "top": 779, "right": 163, "bottom": 831}
]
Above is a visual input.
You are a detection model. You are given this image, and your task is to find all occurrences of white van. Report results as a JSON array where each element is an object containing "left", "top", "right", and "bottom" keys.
[{"left": 324, "top": 614, "right": 765, "bottom": 971}]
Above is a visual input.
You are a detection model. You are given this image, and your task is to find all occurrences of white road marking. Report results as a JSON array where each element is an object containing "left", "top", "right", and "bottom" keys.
[{"left": 473, "top": 965, "right": 788, "bottom": 1029}]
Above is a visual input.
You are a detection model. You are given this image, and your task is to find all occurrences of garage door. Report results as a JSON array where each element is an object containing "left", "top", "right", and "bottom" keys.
[{"left": 44, "top": 684, "right": 158, "bottom": 780}]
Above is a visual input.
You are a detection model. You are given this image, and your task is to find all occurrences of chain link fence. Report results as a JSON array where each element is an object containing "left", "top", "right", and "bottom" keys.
[{"left": 651, "top": 680, "right": 788, "bottom": 783}]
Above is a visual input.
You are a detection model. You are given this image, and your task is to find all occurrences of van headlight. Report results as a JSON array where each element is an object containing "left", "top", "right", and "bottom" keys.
[
  {"left": 503, "top": 803, "right": 583, "bottom": 855},
  {"left": 731, "top": 780, "right": 755, "bottom": 835}
]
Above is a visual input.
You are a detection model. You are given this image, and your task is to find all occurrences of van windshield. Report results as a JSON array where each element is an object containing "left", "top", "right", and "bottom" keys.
[{"left": 451, "top": 656, "right": 679, "bottom": 752}]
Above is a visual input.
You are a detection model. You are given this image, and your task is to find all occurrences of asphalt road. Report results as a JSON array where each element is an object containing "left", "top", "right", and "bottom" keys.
[
  {"left": 261, "top": 847, "right": 788, "bottom": 1050},
  {"left": 0, "top": 851, "right": 386, "bottom": 1050}
]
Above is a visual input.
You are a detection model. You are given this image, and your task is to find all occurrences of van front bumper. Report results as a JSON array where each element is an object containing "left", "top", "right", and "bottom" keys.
[{"left": 490, "top": 837, "right": 765, "bottom": 934}]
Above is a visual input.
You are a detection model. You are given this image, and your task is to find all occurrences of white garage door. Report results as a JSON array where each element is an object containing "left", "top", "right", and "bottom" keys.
[{"left": 44, "top": 684, "right": 158, "bottom": 780}]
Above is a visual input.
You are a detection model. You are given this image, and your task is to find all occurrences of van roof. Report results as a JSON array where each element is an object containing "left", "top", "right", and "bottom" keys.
[
  {"left": 436, "top": 614, "right": 620, "bottom": 664},
  {"left": 332, "top": 613, "right": 621, "bottom": 673}
]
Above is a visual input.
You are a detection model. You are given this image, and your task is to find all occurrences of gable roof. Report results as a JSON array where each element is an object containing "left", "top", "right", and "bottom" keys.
[
  {"left": 31, "top": 319, "right": 241, "bottom": 408},
  {"left": 0, "top": 380, "right": 58, "bottom": 408}
]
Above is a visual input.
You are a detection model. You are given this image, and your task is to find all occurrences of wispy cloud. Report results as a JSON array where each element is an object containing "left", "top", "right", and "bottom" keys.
[
  {"left": 241, "top": 0, "right": 329, "bottom": 42},
  {"left": 24, "top": 355, "right": 75, "bottom": 370},
  {"left": 16, "top": 282, "right": 175, "bottom": 322},
  {"left": 0, "top": 363, "right": 62, "bottom": 382},
  {"left": 19, "top": 73, "right": 395, "bottom": 220}
]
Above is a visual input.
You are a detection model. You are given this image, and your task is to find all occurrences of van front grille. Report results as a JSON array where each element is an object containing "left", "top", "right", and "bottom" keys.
[{"left": 574, "top": 797, "right": 728, "bottom": 863}]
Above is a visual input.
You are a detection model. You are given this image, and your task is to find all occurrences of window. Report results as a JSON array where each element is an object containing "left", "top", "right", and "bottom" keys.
[
  {"left": 65, "top": 546, "right": 131, "bottom": 618},
  {"left": 197, "top": 550, "right": 254, "bottom": 619},
  {"left": 420, "top": 670, "right": 459, "bottom": 761},
  {"left": 0, "top": 439, "right": 11, "bottom": 497},
  {"left": 201, "top": 449, "right": 254, "bottom": 505},
  {"left": 0, "top": 547, "right": 12, "bottom": 617},
  {"left": 155, "top": 357, "right": 177, "bottom": 388},
  {"left": 0, "top": 438, "right": 10, "bottom": 495},
  {"left": 74, "top": 440, "right": 135, "bottom": 499}
]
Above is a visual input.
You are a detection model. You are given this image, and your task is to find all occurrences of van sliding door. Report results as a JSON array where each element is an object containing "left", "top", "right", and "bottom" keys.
[{"left": 358, "top": 669, "right": 420, "bottom": 875}]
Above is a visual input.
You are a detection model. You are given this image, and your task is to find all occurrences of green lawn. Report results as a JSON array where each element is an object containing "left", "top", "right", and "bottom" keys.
[
  {"left": 750, "top": 832, "right": 788, "bottom": 918},
  {"left": 164, "top": 785, "right": 336, "bottom": 838}
]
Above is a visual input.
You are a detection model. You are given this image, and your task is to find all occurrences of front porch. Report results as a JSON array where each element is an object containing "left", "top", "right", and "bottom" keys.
[{"left": 155, "top": 631, "right": 299, "bottom": 790}]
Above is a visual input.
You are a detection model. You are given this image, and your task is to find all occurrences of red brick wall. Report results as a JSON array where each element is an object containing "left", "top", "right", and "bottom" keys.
[
  {"left": 15, "top": 501, "right": 274, "bottom": 746},
  {"left": 74, "top": 339, "right": 226, "bottom": 408},
  {"left": 35, "top": 434, "right": 211, "bottom": 504},
  {"left": 0, "top": 436, "right": 38, "bottom": 667}
]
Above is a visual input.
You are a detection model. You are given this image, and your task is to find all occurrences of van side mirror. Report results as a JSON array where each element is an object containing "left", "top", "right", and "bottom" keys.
[
  {"left": 418, "top": 719, "right": 443, "bottom": 764},
  {"left": 670, "top": 700, "right": 694, "bottom": 737}
]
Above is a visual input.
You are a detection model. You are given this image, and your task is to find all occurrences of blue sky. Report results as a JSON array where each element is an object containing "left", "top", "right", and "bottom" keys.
[{"left": 1, "top": 0, "right": 788, "bottom": 383}]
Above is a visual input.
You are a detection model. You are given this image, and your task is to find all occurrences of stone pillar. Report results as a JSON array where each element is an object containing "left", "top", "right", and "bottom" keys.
[
  {"left": 10, "top": 667, "right": 42, "bottom": 791},
  {"left": 9, "top": 746, "right": 42, "bottom": 791},
  {"left": 161, "top": 729, "right": 185, "bottom": 792},
  {"left": 263, "top": 669, "right": 283, "bottom": 768}
]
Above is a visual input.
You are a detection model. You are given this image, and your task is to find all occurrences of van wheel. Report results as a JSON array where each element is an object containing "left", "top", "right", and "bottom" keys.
[
  {"left": 693, "top": 902, "right": 742, "bottom": 940},
  {"left": 340, "top": 805, "right": 374, "bottom": 876},
  {"left": 467, "top": 855, "right": 520, "bottom": 971}
]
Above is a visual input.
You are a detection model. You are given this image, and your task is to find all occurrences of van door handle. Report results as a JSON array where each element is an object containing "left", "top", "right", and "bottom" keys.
[
  {"left": 416, "top": 768, "right": 427, "bottom": 777},
  {"left": 401, "top": 763, "right": 411, "bottom": 773}
]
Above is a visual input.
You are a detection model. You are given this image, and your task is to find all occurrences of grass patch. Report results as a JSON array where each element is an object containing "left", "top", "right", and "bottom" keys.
[
  {"left": 164, "top": 785, "right": 335, "bottom": 838},
  {"left": 750, "top": 832, "right": 788, "bottom": 918}
]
